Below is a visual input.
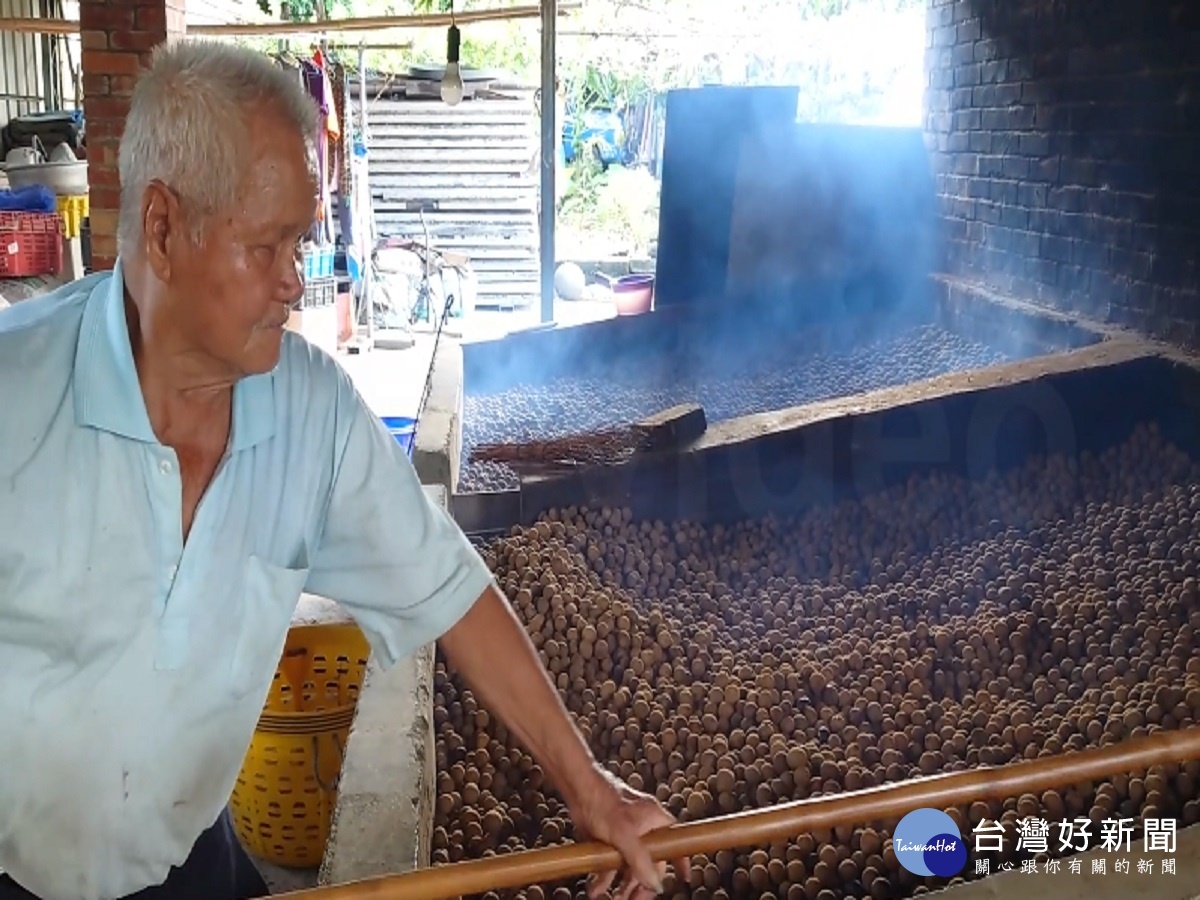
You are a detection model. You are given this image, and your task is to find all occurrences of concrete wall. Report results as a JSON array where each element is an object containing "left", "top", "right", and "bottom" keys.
[
  {"left": 412, "top": 342, "right": 463, "bottom": 494},
  {"left": 318, "top": 486, "right": 446, "bottom": 885},
  {"left": 924, "top": 0, "right": 1200, "bottom": 347}
]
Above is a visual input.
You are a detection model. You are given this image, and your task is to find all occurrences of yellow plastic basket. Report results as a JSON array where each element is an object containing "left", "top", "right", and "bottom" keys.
[{"left": 229, "top": 622, "right": 371, "bottom": 868}]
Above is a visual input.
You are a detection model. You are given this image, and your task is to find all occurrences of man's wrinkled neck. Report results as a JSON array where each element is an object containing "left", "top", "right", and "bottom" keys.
[{"left": 122, "top": 267, "right": 235, "bottom": 441}]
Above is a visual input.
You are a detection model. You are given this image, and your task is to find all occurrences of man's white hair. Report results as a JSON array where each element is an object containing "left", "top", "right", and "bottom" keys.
[{"left": 117, "top": 39, "right": 320, "bottom": 252}]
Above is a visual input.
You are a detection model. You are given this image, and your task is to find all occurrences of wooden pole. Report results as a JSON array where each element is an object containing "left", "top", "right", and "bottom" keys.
[
  {"left": 278, "top": 725, "right": 1200, "bottom": 900},
  {"left": 314, "top": 0, "right": 327, "bottom": 57},
  {"left": 0, "top": 4, "right": 582, "bottom": 37}
]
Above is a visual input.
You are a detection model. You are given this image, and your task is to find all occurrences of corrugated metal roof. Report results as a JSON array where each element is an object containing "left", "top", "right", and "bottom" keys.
[{"left": 367, "top": 91, "right": 540, "bottom": 311}]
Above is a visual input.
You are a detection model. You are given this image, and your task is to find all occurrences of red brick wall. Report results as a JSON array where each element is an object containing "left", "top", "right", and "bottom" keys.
[{"left": 79, "top": 0, "right": 186, "bottom": 271}]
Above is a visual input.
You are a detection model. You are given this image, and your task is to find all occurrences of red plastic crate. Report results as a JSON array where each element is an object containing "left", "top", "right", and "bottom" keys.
[{"left": 0, "top": 211, "right": 64, "bottom": 277}]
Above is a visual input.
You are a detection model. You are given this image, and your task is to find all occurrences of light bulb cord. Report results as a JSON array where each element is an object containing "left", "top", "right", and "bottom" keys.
[
  {"left": 446, "top": 0, "right": 460, "bottom": 65},
  {"left": 441, "top": 0, "right": 463, "bottom": 105}
]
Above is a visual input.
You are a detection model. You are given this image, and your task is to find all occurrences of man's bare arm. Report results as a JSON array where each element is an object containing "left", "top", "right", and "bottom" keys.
[{"left": 437, "top": 584, "right": 607, "bottom": 808}]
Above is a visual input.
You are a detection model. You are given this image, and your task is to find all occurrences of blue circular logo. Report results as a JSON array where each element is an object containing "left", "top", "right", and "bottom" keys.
[{"left": 893, "top": 808, "right": 967, "bottom": 877}]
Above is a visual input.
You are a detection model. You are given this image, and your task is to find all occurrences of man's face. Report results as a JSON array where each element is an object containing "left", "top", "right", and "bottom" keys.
[{"left": 165, "top": 109, "right": 320, "bottom": 378}]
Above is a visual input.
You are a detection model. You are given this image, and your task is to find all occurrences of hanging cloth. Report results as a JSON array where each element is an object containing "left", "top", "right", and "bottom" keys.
[
  {"left": 300, "top": 56, "right": 339, "bottom": 242},
  {"left": 313, "top": 49, "right": 341, "bottom": 141},
  {"left": 329, "top": 61, "right": 351, "bottom": 198},
  {"left": 299, "top": 58, "right": 328, "bottom": 226}
]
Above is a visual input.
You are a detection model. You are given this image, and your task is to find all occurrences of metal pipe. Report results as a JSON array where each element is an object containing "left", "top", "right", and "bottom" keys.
[
  {"left": 538, "top": 0, "right": 556, "bottom": 325},
  {"left": 278, "top": 725, "right": 1200, "bottom": 900},
  {"left": 358, "top": 42, "right": 374, "bottom": 348},
  {"left": 38, "top": 0, "right": 56, "bottom": 110}
]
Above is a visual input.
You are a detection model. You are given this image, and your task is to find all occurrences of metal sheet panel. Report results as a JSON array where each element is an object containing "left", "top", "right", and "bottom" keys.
[
  {"left": 368, "top": 91, "right": 541, "bottom": 310},
  {"left": 0, "top": 0, "right": 49, "bottom": 130}
]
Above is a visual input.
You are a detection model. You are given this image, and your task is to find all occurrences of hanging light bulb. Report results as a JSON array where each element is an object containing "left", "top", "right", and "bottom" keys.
[{"left": 440, "top": 22, "right": 464, "bottom": 106}]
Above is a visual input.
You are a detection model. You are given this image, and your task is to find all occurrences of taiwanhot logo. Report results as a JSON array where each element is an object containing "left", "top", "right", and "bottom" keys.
[{"left": 892, "top": 808, "right": 968, "bottom": 878}]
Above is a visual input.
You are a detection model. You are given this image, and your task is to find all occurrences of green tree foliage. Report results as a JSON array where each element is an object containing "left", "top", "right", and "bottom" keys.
[
  {"left": 256, "top": 0, "right": 355, "bottom": 20},
  {"left": 256, "top": 0, "right": 923, "bottom": 99}
]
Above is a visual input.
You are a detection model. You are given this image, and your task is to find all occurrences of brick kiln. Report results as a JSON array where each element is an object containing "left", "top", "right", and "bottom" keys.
[{"left": 421, "top": 8, "right": 1200, "bottom": 896}]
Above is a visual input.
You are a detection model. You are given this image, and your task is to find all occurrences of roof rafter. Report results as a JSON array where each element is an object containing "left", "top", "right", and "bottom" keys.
[{"left": 0, "top": 3, "right": 580, "bottom": 37}]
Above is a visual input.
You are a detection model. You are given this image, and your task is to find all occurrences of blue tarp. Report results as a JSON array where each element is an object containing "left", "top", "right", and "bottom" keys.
[{"left": 0, "top": 185, "right": 56, "bottom": 214}]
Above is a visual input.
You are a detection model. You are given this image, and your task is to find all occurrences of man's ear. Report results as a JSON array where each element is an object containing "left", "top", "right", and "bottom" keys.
[{"left": 140, "top": 179, "right": 185, "bottom": 281}]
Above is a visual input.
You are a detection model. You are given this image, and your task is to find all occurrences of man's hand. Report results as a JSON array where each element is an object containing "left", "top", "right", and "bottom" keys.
[{"left": 568, "top": 766, "right": 691, "bottom": 900}]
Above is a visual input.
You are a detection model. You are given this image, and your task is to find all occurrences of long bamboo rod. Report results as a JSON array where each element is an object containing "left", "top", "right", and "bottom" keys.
[
  {"left": 0, "top": 4, "right": 582, "bottom": 37},
  {"left": 280, "top": 725, "right": 1200, "bottom": 900}
]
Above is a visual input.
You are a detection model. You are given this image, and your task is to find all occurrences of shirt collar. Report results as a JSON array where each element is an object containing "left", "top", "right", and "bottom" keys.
[{"left": 73, "top": 258, "right": 277, "bottom": 451}]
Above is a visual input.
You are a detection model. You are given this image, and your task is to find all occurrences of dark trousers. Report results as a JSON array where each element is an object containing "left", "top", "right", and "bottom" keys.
[{"left": 0, "top": 809, "right": 269, "bottom": 900}]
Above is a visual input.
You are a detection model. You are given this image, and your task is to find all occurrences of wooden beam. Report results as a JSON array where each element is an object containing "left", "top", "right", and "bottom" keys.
[
  {"left": 328, "top": 42, "right": 414, "bottom": 51},
  {"left": 0, "top": 3, "right": 581, "bottom": 36},
  {"left": 633, "top": 403, "right": 709, "bottom": 452}
]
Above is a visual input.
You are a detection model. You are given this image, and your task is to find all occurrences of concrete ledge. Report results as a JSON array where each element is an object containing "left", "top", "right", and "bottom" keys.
[
  {"left": 931, "top": 274, "right": 1106, "bottom": 356},
  {"left": 930, "top": 273, "right": 1132, "bottom": 351},
  {"left": 685, "top": 335, "right": 1157, "bottom": 451},
  {"left": 453, "top": 340, "right": 1200, "bottom": 530},
  {"left": 412, "top": 341, "right": 462, "bottom": 494},
  {"left": 557, "top": 256, "right": 656, "bottom": 279},
  {"left": 318, "top": 486, "right": 443, "bottom": 885},
  {"left": 929, "top": 823, "right": 1200, "bottom": 899},
  {"left": 452, "top": 487, "right": 522, "bottom": 537},
  {"left": 318, "top": 645, "right": 435, "bottom": 885}
]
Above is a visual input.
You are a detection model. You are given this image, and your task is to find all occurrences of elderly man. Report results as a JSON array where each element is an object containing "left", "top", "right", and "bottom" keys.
[{"left": 0, "top": 40, "right": 686, "bottom": 900}]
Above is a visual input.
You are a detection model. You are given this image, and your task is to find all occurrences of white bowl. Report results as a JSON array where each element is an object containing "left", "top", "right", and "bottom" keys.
[{"left": 3, "top": 159, "right": 89, "bottom": 196}]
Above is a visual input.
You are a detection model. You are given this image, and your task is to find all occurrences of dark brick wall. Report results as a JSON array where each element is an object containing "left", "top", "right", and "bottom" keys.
[{"left": 925, "top": 0, "right": 1200, "bottom": 347}]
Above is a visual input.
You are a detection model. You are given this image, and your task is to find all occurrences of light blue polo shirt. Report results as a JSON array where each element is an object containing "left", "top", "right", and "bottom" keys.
[{"left": 0, "top": 262, "right": 495, "bottom": 900}]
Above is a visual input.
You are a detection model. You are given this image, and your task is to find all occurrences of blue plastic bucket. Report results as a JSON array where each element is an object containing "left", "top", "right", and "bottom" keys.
[{"left": 381, "top": 416, "right": 416, "bottom": 458}]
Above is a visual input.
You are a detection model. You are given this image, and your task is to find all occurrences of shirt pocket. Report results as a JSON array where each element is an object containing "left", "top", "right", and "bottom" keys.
[{"left": 229, "top": 554, "right": 311, "bottom": 699}]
